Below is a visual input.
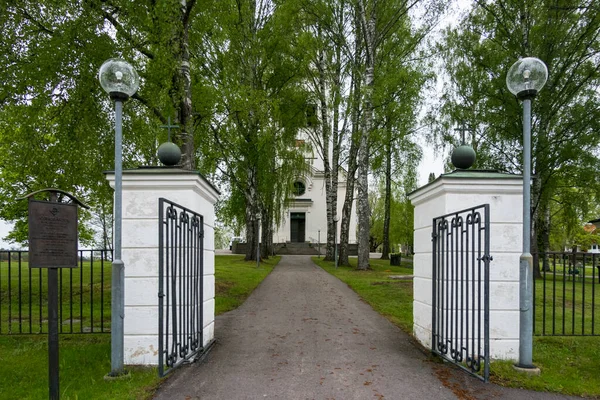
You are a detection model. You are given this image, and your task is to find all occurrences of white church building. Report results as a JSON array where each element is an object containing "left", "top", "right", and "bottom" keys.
[{"left": 272, "top": 138, "right": 358, "bottom": 245}]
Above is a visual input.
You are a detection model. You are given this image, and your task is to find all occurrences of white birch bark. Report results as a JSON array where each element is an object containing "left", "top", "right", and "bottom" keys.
[
  {"left": 173, "top": 0, "right": 195, "bottom": 170},
  {"left": 356, "top": 0, "right": 375, "bottom": 270}
]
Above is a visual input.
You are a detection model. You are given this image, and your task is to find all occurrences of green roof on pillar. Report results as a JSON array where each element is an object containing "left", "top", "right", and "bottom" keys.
[{"left": 440, "top": 169, "right": 522, "bottom": 179}]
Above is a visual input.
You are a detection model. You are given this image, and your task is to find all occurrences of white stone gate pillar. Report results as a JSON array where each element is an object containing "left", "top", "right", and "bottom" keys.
[
  {"left": 106, "top": 168, "right": 219, "bottom": 365},
  {"left": 408, "top": 170, "right": 523, "bottom": 360}
]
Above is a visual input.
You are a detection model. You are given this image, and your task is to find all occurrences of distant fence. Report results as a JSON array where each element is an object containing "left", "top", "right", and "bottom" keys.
[
  {"left": 533, "top": 251, "right": 600, "bottom": 336},
  {"left": 0, "top": 249, "right": 112, "bottom": 335}
]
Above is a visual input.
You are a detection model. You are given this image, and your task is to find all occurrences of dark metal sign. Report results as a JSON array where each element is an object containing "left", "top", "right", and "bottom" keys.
[{"left": 28, "top": 200, "right": 78, "bottom": 268}]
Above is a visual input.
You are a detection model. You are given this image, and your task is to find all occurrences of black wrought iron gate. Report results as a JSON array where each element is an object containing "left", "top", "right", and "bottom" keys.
[
  {"left": 158, "top": 198, "right": 204, "bottom": 377},
  {"left": 432, "top": 204, "right": 491, "bottom": 382}
]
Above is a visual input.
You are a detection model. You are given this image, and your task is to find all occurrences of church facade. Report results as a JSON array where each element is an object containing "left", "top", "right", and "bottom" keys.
[{"left": 273, "top": 142, "right": 357, "bottom": 245}]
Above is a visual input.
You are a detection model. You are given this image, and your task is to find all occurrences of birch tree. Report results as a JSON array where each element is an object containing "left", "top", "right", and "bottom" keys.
[
  {"left": 299, "top": 0, "right": 354, "bottom": 261},
  {"left": 195, "top": 0, "right": 309, "bottom": 261},
  {"left": 354, "top": 0, "right": 444, "bottom": 269}
]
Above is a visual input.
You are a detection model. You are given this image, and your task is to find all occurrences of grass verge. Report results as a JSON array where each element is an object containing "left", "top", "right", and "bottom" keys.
[
  {"left": 313, "top": 255, "right": 600, "bottom": 398},
  {"left": 215, "top": 255, "right": 279, "bottom": 315},
  {"left": 312, "top": 256, "right": 414, "bottom": 332},
  {"left": 0, "top": 254, "right": 279, "bottom": 399},
  {"left": 0, "top": 334, "right": 160, "bottom": 400},
  {"left": 491, "top": 336, "right": 600, "bottom": 397}
]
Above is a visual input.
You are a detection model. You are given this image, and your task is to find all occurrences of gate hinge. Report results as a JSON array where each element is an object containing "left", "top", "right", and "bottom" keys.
[{"left": 478, "top": 255, "right": 493, "bottom": 262}]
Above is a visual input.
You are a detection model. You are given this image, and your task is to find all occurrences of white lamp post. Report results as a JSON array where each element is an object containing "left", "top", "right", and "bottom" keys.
[
  {"left": 333, "top": 215, "right": 340, "bottom": 268},
  {"left": 99, "top": 58, "right": 140, "bottom": 377},
  {"left": 506, "top": 57, "right": 548, "bottom": 370}
]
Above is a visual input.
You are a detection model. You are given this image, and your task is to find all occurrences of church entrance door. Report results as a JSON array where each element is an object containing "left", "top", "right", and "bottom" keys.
[{"left": 290, "top": 212, "right": 306, "bottom": 242}]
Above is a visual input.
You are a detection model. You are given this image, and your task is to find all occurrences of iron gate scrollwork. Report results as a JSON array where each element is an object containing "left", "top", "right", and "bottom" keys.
[
  {"left": 432, "top": 204, "right": 491, "bottom": 382},
  {"left": 158, "top": 198, "right": 204, "bottom": 377}
]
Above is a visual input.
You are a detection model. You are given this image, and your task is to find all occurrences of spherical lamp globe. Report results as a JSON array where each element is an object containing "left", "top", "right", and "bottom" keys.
[
  {"left": 506, "top": 57, "right": 548, "bottom": 99},
  {"left": 98, "top": 59, "right": 140, "bottom": 99}
]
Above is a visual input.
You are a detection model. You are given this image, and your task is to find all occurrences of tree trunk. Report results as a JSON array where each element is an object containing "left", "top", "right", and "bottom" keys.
[
  {"left": 339, "top": 7, "right": 362, "bottom": 267},
  {"left": 261, "top": 208, "right": 270, "bottom": 260},
  {"left": 244, "top": 166, "right": 260, "bottom": 261},
  {"left": 380, "top": 133, "right": 392, "bottom": 260},
  {"left": 329, "top": 5, "right": 343, "bottom": 266},
  {"left": 542, "top": 202, "right": 551, "bottom": 272},
  {"left": 339, "top": 138, "right": 358, "bottom": 266},
  {"left": 531, "top": 173, "right": 543, "bottom": 279},
  {"left": 174, "top": 0, "right": 195, "bottom": 170},
  {"left": 316, "top": 28, "right": 335, "bottom": 262},
  {"left": 356, "top": 0, "right": 375, "bottom": 270}
]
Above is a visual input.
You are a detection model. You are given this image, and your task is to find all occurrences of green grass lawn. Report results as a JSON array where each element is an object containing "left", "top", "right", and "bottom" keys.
[
  {"left": 312, "top": 256, "right": 414, "bottom": 332},
  {"left": 534, "top": 268, "right": 600, "bottom": 335},
  {"left": 0, "top": 335, "right": 161, "bottom": 400},
  {"left": 313, "top": 255, "right": 600, "bottom": 398},
  {"left": 1, "top": 258, "right": 111, "bottom": 334},
  {"left": 492, "top": 336, "right": 600, "bottom": 397},
  {"left": 0, "top": 254, "right": 279, "bottom": 399},
  {"left": 215, "top": 255, "right": 279, "bottom": 315}
]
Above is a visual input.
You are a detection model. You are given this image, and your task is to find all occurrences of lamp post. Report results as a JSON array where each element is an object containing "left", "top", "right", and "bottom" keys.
[
  {"left": 333, "top": 215, "right": 339, "bottom": 269},
  {"left": 99, "top": 58, "right": 140, "bottom": 377},
  {"left": 256, "top": 212, "right": 261, "bottom": 269},
  {"left": 318, "top": 229, "right": 321, "bottom": 259},
  {"left": 506, "top": 57, "right": 548, "bottom": 370}
]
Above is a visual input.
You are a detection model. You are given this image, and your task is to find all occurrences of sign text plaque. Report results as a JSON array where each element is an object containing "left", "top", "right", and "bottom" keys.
[{"left": 28, "top": 200, "right": 78, "bottom": 268}]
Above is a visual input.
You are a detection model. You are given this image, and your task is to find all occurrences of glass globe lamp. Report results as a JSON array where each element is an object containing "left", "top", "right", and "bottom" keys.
[
  {"left": 98, "top": 58, "right": 140, "bottom": 99},
  {"left": 506, "top": 57, "right": 548, "bottom": 99}
]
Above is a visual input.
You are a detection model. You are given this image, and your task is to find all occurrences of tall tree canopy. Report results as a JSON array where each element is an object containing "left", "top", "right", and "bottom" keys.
[
  {"left": 431, "top": 0, "right": 600, "bottom": 266},
  {"left": 1, "top": 0, "right": 308, "bottom": 253},
  {"left": 1, "top": 0, "right": 441, "bottom": 257}
]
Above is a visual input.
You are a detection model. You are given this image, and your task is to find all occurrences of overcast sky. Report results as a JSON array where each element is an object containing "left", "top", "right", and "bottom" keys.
[
  {"left": 415, "top": 0, "right": 472, "bottom": 186},
  {"left": 0, "top": 220, "right": 13, "bottom": 250}
]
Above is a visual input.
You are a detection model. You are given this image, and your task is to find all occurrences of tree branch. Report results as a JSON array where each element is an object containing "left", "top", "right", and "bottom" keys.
[
  {"left": 131, "top": 93, "right": 165, "bottom": 123},
  {"left": 90, "top": 1, "right": 155, "bottom": 59}
]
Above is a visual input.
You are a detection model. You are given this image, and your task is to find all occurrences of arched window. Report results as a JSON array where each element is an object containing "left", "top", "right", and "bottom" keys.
[{"left": 293, "top": 181, "right": 306, "bottom": 196}]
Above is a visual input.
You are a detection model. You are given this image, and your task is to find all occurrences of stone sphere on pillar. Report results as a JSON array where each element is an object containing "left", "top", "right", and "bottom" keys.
[
  {"left": 158, "top": 142, "right": 182, "bottom": 166},
  {"left": 451, "top": 145, "right": 476, "bottom": 170}
]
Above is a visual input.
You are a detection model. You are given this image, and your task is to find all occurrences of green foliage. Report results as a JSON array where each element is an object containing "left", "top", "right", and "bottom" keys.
[
  {"left": 0, "top": 1, "right": 119, "bottom": 245},
  {"left": 548, "top": 188, "right": 599, "bottom": 250},
  {"left": 194, "top": 1, "right": 311, "bottom": 246},
  {"left": 0, "top": 1, "right": 187, "bottom": 245},
  {"left": 1, "top": 1, "right": 314, "bottom": 250},
  {"left": 430, "top": 0, "right": 600, "bottom": 254},
  {"left": 369, "top": 181, "right": 415, "bottom": 252},
  {"left": 568, "top": 225, "right": 600, "bottom": 252}
]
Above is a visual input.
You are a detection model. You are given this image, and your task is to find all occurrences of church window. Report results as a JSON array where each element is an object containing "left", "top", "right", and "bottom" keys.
[{"left": 293, "top": 181, "right": 306, "bottom": 196}]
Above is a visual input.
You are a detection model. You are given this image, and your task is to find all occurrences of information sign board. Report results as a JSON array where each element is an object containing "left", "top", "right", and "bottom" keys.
[{"left": 28, "top": 200, "right": 78, "bottom": 268}]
